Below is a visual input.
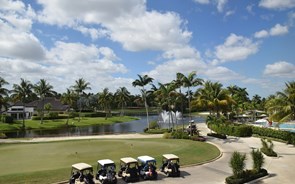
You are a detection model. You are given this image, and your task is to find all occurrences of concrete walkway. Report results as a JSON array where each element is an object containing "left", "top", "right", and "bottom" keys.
[
  {"left": 1, "top": 123, "right": 294, "bottom": 184},
  {"left": 138, "top": 123, "right": 295, "bottom": 184}
]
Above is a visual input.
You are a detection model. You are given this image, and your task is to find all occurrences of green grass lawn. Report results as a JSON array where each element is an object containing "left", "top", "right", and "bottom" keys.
[
  {"left": 0, "top": 116, "right": 138, "bottom": 132},
  {"left": 0, "top": 138, "right": 220, "bottom": 184}
]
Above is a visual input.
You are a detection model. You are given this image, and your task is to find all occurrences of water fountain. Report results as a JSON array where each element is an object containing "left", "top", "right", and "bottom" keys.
[{"left": 159, "top": 110, "right": 182, "bottom": 128}]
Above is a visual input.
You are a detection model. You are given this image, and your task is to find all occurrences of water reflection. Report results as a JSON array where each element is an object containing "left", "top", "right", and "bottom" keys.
[{"left": 4, "top": 115, "right": 205, "bottom": 138}]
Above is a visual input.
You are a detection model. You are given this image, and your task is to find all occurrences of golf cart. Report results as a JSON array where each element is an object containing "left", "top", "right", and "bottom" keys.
[
  {"left": 69, "top": 163, "right": 95, "bottom": 184},
  {"left": 96, "top": 159, "right": 117, "bottom": 184},
  {"left": 186, "top": 120, "right": 197, "bottom": 135},
  {"left": 161, "top": 154, "right": 180, "bottom": 177},
  {"left": 137, "top": 155, "right": 158, "bottom": 180},
  {"left": 118, "top": 157, "right": 140, "bottom": 182}
]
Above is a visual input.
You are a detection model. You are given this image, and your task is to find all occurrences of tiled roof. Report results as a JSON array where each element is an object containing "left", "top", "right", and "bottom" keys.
[{"left": 26, "top": 97, "right": 69, "bottom": 111}]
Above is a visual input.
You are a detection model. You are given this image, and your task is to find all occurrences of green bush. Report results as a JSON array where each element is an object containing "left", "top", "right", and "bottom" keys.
[
  {"left": 171, "top": 130, "right": 190, "bottom": 139},
  {"left": 31, "top": 115, "right": 68, "bottom": 120},
  {"left": 260, "top": 139, "right": 277, "bottom": 157},
  {"left": 69, "top": 112, "right": 79, "bottom": 118},
  {"left": 48, "top": 112, "right": 59, "bottom": 119},
  {"left": 229, "top": 151, "right": 247, "bottom": 178},
  {"left": 84, "top": 112, "right": 106, "bottom": 117},
  {"left": 1, "top": 115, "right": 14, "bottom": 124},
  {"left": 251, "top": 149, "right": 264, "bottom": 172},
  {"left": 252, "top": 126, "right": 295, "bottom": 145},
  {"left": 163, "top": 132, "right": 173, "bottom": 139},
  {"left": 0, "top": 133, "right": 7, "bottom": 139},
  {"left": 145, "top": 128, "right": 169, "bottom": 134},
  {"left": 207, "top": 132, "right": 227, "bottom": 139},
  {"left": 149, "top": 121, "right": 160, "bottom": 129},
  {"left": 226, "top": 169, "right": 268, "bottom": 184},
  {"left": 208, "top": 123, "right": 252, "bottom": 137}
]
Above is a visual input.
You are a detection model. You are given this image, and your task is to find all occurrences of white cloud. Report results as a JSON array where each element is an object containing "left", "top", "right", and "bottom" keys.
[
  {"left": 214, "top": 33, "right": 259, "bottom": 62},
  {"left": 216, "top": 0, "right": 228, "bottom": 13},
  {"left": 254, "top": 30, "right": 269, "bottom": 38},
  {"left": 269, "top": 24, "right": 289, "bottom": 36},
  {"left": 254, "top": 24, "right": 288, "bottom": 38},
  {"left": 36, "top": 0, "right": 191, "bottom": 52},
  {"left": 0, "top": 3, "right": 45, "bottom": 61},
  {"left": 193, "top": 0, "right": 210, "bottom": 4},
  {"left": 264, "top": 61, "right": 295, "bottom": 78},
  {"left": 259, "top": 0, "right": 295, "bottom": 10},
  {"left": 203, "top": 66, "right": 242, "bottom": 81}
]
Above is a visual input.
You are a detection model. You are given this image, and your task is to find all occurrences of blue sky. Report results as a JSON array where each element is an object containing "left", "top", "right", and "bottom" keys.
[{"left": 0, "top": 0, "right": 294, "bottom": 98}]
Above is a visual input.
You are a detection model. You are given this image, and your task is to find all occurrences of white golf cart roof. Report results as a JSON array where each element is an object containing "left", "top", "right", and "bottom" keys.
[
  {"left": 72, "top": 163, "right": 93, "bottom": 171},
  {"left": 120, "top": 157, "right": 138, "bottom": 164},
  {"left": 137, "top": 155, "right": 156, "bottom": 163},
  {"left": 97, "top": 159, "right": 115, "bottom": 166},
  {"left": 163, "top": 154, "right": 179, "bottom": 160}
]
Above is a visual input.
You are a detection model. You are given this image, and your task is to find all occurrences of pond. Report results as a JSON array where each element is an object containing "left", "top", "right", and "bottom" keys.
[{"left": 4, "top": 115, "right": 206, "bottom": 138}]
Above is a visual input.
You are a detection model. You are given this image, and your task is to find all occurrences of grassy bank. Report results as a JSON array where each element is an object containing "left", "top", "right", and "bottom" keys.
[
  {"left": 0, "top": 138, "right": 220, "bottom": 184},
  {"left": 0, "top": 116, "right": 138, "bottom": 132}
]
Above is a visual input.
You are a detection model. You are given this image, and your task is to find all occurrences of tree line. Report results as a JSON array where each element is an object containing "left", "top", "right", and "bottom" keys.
[{"left": 0, "top": 72, "right": 294, "bottom": 127}]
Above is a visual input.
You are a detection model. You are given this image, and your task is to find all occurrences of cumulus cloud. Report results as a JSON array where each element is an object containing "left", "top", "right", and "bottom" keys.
[
  {"left": 214, "top": 34, "right": 259, "bottom": 63},
  {"left": 254, "top": 24, "right": 289, "bottom": 38},
  {"left": 0, "top": 0, "right": 45, "bottom": 60},
  {"left": 36, "top": 0, "right": 191, "bottom": 52},
  {"left": 203, "top": 66, "right": 242, "bottom": 81},
  {"left": 264, "top": 61, "right": 295, "bottom": 78},
  {"left": 259, "top": 0, "right": 295, "bottom": 10},
  {"left": 193, "top": 0, "right": 210, "bottom": 4},
  {"left": 193, "top": 0, "right": 228, "bottom": 13}
]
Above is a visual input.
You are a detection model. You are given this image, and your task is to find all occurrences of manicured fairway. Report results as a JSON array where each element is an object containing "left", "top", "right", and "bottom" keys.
[{"left": 0, "top": 138, "right": 220, "bottom": 184}]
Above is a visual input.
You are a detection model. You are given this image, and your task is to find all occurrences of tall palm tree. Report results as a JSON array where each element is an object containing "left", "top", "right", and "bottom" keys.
[
  {"left": 61, "top": 88, "right": 77, "bottom": 125},
  {"left": 71, "top": 78, "right": 91, "bottom": 122},
  {"left": 132, "top": 74, "right": 154, "bottom": 129},
  {"left": 98, "top": 88, "right": 113, "bottom": 119},
  {"left": 115, "top": 87, "right": 130, "bottom": 116},
  {"left": 154, "top": 82, "right": 178, "bottom": 130},
  {"left": 11, "top": 78, "right": 33, "bottom": 128},
  {"left": 266, "top": 81, "right": 295, "bottom": 122},
  {"left": 193, "top": 81, "right": 234, "bottom": 117},
  {"left": 0, "top": 77, "right": 9, "bottom": 112},
  {"left": 177, "top": 71, "right": 203, "bottom": 120},
  {"left": 34, "top": 79, "right": 56, "bottom": 124}
]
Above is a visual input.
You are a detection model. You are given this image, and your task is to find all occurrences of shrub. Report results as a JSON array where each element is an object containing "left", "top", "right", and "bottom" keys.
[
  {"left": 84, "top": 112, "right": 106, "bottom": 117},
  {"left": 1, "top": 115, "right": 14, "bottom": 124},
  {"left": 48, "top": 112, "right": 59, "bottom": 119},
  {"left": 171, "top": 130, "right": 190, "bottom": 139},
  {"left": 252, "top": 126, "right": 295, "bottom": 145},
  {"left": 0, "top": 133, "right": 7, "bottom": 139},
  {"left": 208, "top": 123, "right": 252, "bottom": 137},
  {"left": 251, "top": 149, "right": 264, "bottom": 172},
  {"left": 225, "top": 169, "right": 268, "bottom": 184},
  {"left": 260, "top": 139, "right": 277, "bottom": 157},
  {"left": 229, "top": 151, "right": 246, "bottom": 178},
  {"left": 207, "top": 132, "right": 227, "bottom": 139},
  {"left": 149, "top": 121, "right": 160, "bottom": 129},
  {"left": 145, "top": 128, "right": 169, "bottom": 134},
  {"left": 163, "top": 132, "right": 173, "bottom": 139}
]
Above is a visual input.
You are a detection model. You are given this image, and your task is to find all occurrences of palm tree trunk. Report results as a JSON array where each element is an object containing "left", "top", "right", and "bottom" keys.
[
  {"left": 121, "top": 103, "right": 124, "bottom": 116},
  {"left": 145, "top": 99, "right": 149, "bottom": 129},
  {"left": 22, "top": 102, "right": 25, "bottom": 128},
  {"left": 40, "top": 98, "right": 44, "bottom": 124}
]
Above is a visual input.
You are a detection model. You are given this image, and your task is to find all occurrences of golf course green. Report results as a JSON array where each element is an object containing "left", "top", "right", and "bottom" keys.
[{"left": 0, "top": 138, "right": 220, "bottom": 184}]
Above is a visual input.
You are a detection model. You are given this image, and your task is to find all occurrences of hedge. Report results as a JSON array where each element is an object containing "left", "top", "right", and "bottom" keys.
[
  {"left": 32, "top": 115, "right": 69, "bottom": 120},
  {"left": 226, "top": 169, "right": 268, "bottom": 184},
  {"left": 1, "top": 115, "right": 14, "bottom": 124},
  {"left": 84, "top": 112, "right": 107, "bottom": 117},
  {"left": 252, "top": 126, "right": 295, "bottom": 145},
  {"left": 208, "top": 123, "right": 252, "bottom": 137},
  {"left": 207, "top": 132, "right": 227, "bottom": 139}
]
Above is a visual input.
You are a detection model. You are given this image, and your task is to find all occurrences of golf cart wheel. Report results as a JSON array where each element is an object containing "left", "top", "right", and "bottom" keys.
[{"left": 118, "top": 171, "right": 122, "bottom": 177}]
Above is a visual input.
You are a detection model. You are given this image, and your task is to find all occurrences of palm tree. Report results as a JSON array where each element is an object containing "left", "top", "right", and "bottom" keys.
[
  {"left": 132, "top": 74, "right": 154, "bottom": 129},
  {"left": 266, "top": 81, "right": 295, "bottom": 122},
  {"left": 177, "top": 71, "right": 203, "bottom": 120},
  {"left": 154, "top": 82, "right": 178, "bottom": 130},
  {"left": 61, "top": 88, "right": 76, "bottom": 125},
  {"left": 115, "top": 87, "right": 130, "bottom": 116},
  {"left": 193, "top": 81, "right": 234, "bottom": 117},
  {"left": 0, "top": 77, "right": 9, "bottom": 112},
  {"left": 34, "top": 79, "right": 56, "bottom": 124},
  {"left": 11, "top": 78, "right": 33, "bottom": 128},
  {"left": 71, "top": 78, "right": 91, "bottom": 122},
  {"left": 98, "top": 88, "right": 113, "bottom": 119}
]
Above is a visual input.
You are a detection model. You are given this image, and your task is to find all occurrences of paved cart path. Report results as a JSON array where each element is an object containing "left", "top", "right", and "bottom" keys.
[{"left": 1, "top": 123, "right": 295, "bottom": 184}]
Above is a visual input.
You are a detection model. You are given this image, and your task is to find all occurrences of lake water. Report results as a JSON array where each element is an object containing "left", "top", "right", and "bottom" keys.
[{"left": 4, "top": 115, "right": 205, "bottom": 138}]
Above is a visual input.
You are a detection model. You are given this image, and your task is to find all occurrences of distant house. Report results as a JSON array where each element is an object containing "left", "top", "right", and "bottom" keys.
[{"left": 6, "top": 97, "right": 69, "bottom": 120}]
